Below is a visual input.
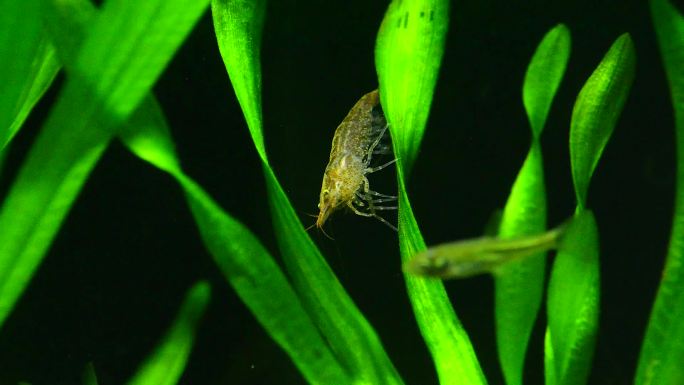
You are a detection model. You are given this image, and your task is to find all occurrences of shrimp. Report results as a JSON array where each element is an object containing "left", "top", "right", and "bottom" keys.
[{"left": 315, "top": 89, "right": 397, "bottom": 231}]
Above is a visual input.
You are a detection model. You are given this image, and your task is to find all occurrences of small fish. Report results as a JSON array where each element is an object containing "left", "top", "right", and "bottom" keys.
[
  {"left": 404, "top": 220, "right": 572, "bottom": 279},
  {"left": 314, "top": 89, "right": 397, "bottom": 232}
]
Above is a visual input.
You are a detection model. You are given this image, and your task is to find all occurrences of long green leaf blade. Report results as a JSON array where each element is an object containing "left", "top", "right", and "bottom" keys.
[
  {"left": 546, "top": 211, "right": 599, "bottom": 385},
  {"left": 522, "top": 24, "right": 571, "bottom": 137},
  {"left": 0, "top": 0, "right": 60, "bottom": 151},
  {"left": 546, "top": 34, "right": 635, "bottom": 385},
  {"left": 126, "top": 281, "right": 211, "bottom": 385},
  {"left": 0, "top": 0, "right": 210, "bottom": 329},
  {"left": 29, "top": 2, "right": 350, "bottom": 379},
  {"left": 636, "top": 1, "right": 684, "bottom": 384},
  {"left": 570, "top": 34, "right": 636, "bottom": 208},
  {"left": 375, "top": 0, "right": 448, "bottom": 172},
  {"left": 211, "top": 1, "right": 402, "bottom": 383},
  {"left": 376, "top": 1, "right": 487, "bottom": 384},
  {"left": 494, "top": 24, "right": 570, "bottom": 385}
]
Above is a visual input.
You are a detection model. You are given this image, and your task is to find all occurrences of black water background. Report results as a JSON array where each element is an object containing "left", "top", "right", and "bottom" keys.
[{"left": 0, "top": 0, "right": 676, "bottom": 384}]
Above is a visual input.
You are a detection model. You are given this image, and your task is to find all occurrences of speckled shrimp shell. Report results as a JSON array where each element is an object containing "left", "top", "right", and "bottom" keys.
[{"left": 314, "top": 89, "right": 397, "bottom": 232}]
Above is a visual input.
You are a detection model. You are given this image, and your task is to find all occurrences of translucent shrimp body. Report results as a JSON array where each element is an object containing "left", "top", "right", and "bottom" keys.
[{"left": 316, "top": 90, "right": 397, "bottom": 230}]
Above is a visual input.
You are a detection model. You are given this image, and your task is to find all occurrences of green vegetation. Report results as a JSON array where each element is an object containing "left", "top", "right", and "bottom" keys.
[{"left": 0, "top": 0, "right": 682, "bottom": 384}]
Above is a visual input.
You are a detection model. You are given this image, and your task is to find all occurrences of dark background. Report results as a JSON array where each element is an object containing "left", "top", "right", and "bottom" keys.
[{"left": 0, "top": 0, "right": 679, "bottom": 384}]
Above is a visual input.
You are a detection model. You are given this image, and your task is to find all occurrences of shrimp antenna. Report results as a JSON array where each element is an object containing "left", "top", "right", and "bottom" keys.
[
  {"left": 304, "top": 222, "right": 335, "bottom": 240},
  {"left": 318, "top": 225, "right": 335, "bottom": 240}
]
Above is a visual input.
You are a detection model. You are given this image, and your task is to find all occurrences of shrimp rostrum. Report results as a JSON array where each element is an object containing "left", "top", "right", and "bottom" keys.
[{"left": 315, "top": 89, "right": 397, "bottom": 231}]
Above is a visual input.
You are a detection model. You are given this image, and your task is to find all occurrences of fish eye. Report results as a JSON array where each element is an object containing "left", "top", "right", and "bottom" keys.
[{"left": 322, "top": 190, "right": 330, "bottom": 198}]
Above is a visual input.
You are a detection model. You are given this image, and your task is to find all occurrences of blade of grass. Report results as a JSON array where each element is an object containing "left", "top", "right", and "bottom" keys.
[
  {"left": 0, "top": 0, "right": 60, "bottom": 152},
  {"left": 212, "top": 1, "right": 403, "bottom": 383},
  {"left": 126, "top": 281, "right": 211, "bottom": 385},
  {"left": 635, "top": 1, "right": 684, "bottom": 384},
  {"left": 570, "top": 35, "right": 637, "bottom": 210},
  {"left": 546, "top": 210, "right": 600, "bottom": 385},
  {"left": 376, "top": 1, "right": 487, "bottom": 384},
  {"left": 545, "top": 34, "right": 635, "bottom": 385},
  {"left": 0, "top": 0, "right": 210, "bottom": 330},
  {"left": 120, "top": 102, "right": 352, "bottom": 384},
  {"left": 495, "top": 24, "right": 570, "bottom": 385},
  {"left": 46, "top": 2, "right": 350, "bottom": 381},
  {"left": 375, "top": 0, "right": 448, "bottom": 173}
]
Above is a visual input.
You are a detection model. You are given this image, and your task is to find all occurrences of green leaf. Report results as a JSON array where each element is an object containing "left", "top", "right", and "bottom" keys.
[
  {"left": 0, "top": 0, "right": 60, "bottom": 152},
  {"left": 210, "top": 0, "right": 267, "bottom": 162},
  {"left": 570, "top": 33, "right": 636, "bottom": 208},
  {"left": 375, "top": 0, "right": 448, "bottom": 173},
  {"left": 0, "top": 0, "right": 210, "bottom": 330},
  {"left": 211, "top": 1, "right": 403, "bottom": 384},
  {"left": 546, "top": 210, "right": 599, "bottom": 385},
  {"left": 546, "top": 34, "right": 634, "bottom": 385},
  {"left": 120, "top": 95, "right": 351, "bottom": 385},
  {"left": 494, "top": 24, "right": 570, "bottom": 385},
  {"left": 522, "top": 24, "right": 571, "bottom": 138},
  {"left": 636, "top": 1, "right": 684, "bottom": 384},
  {"left": 40, "top": 2, "right": 349, "bottom": 383},
  {"left": 126, "top": 281, "right": 211, "bottom": 385},
  {"left": 376, "top": 1, "right": 487, "bottom": 384},
  {"left": 495, "top": 145, "right": 547, "bottom": 385}
]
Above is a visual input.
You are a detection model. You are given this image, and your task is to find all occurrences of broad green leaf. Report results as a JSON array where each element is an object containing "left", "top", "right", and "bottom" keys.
[
  {"left": 495, "top": 145, "right": 547, "bottom": 385},
  {"left": 636, "top": 1, "right": 684, "bottom": 384},
  {"left": 0, "top": 0, "right": 210, "bottom": 329},
  {"left": 546, "top": 34, "right": 634, "bottom": 385},
  {"left": 375, "top": 0, "right": 448, "bottom": 172},
  {"left": 126, "top": 281, "right": 211, "bottom": 385},
  {"left": 570, "top": 34, "right": 636, "bottom": 208},
  {"left": 212, "top": 1, "right": 403, "bottom": 383},
  {"left": 495, "top": 24, "right": 570, "bottom": 385},
  {"left": 0, "top": 0, "right": 60, "bottom": 151},
  {"left": 546, "top": 211, "right": 599, "bottom": 385},
  {"left": 376, "top": 1, "right": 486, "bottom": 384}
]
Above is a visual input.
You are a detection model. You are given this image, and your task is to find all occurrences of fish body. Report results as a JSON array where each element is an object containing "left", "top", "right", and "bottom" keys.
[{"left": 404, "top": 224, "right": 567, "bottom": 279}]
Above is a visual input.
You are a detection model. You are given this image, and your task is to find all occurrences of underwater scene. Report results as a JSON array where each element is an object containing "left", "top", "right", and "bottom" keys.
[{"left": 0, "top": 0, "right": 683, "bottom": 384}]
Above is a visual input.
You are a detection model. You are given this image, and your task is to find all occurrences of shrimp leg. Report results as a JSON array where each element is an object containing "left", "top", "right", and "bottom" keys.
[
  {"left": 361, "top": 177, "right": 397, "bottom": 199},
  {"left": 355, "top": 192, "right": 397, "bottom": 204},
  {"left": 347, "top": 200, "right": 398, "bottom": 231},
  {"left": 365, "top": 124, "right": 389, "bottom": 162},
  {"left": 365, "top": 158, "right": 398, "bottom": 174}
]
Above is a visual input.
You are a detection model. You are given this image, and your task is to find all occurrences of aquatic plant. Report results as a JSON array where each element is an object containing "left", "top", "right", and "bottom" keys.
[{"left": 0, "top": 0, "right": 682, "bottom": 384}]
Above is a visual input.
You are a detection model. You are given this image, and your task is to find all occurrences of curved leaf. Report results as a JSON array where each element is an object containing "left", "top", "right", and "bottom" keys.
[
  {"left": 0, "top": 0, "right": 210, "bottom": 329},
  {"left": 211, "top": 1, "right": 403, "bottom": 383},
  {"left": 546, "top": 34, "right": 635, "bottom": 385},
  {"left": 376, "top": 1, "right": 487, "bottom": 384},
  {"left": 570, "top": 34, "right": 636, "bottom": 208},
  {"left": 126, "top": 281, "right": 211, "bottom": 385},
  {"left": 42, "top": 1, "right": 350, "bottom": 383},
  {"left": 0, "top": 0, "right": 60, "bottom": 151},
  {"left": 636, "top": 1, "right": 684, "bottom": 384},
  {"left": 523, "top": 24, "right": 571, "bottom": 138},
  {"left": 546, "top": 211, "right": 599, "bottom": 385},
  {"left": 495, "top": 24, "right": 570, "bottom": 385}
]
